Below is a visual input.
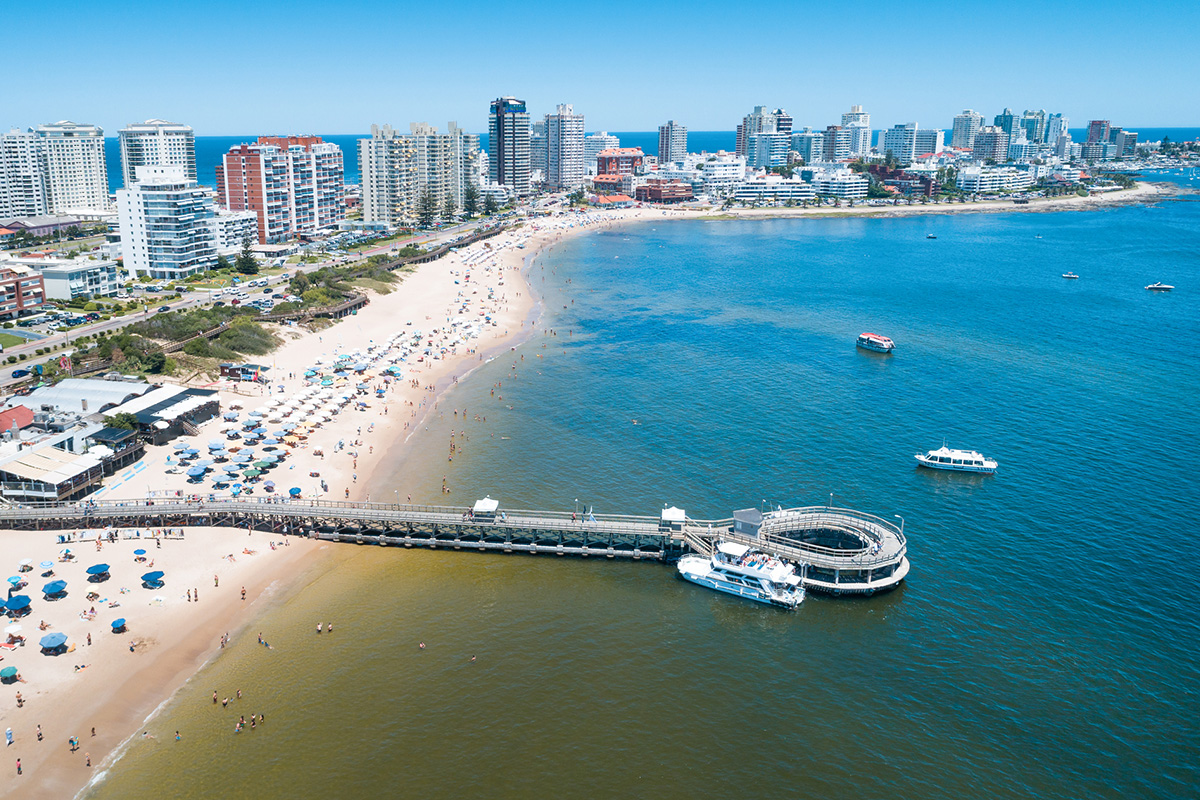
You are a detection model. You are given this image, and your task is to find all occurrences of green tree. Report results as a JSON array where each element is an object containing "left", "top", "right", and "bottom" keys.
[
  {"left": 463, "top": 185, "right": 480, "bottom": 217},
  {"left": 442, "top": 196, "right": 457, "bottom": 222},
  {"left": 145, "top": 351, "right": 167, "bottom": 373},
  {"left": 483, "top": 194, "right": 498, "bottom": 216},
  {"left": 235, "top": 237, "right": 259, "bottom": 275},
  {"left": 417, "top": 191, "right": 438, "bottom": 228},
  {"left": 215, "top": 254, "right": 232, "bottom": 271},
  {"left": 103, "top": 412, "right": 139, "bottom": 430}
]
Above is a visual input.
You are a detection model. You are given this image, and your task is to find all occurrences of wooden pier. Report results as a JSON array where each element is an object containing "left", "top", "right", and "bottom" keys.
[{"left": 0, "top": 497, "right": 909, "bottom": 595}]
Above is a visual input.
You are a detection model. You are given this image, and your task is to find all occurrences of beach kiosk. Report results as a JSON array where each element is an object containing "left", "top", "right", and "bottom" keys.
[
  {"left": 472, "top": 496, "right": 499, "bottom": 523},
  {"left": 659, "top": 506, "right": 686, "bottom": 532}
]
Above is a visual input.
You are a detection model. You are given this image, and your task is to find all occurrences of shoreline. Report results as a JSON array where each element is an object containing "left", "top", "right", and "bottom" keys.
[{"left": 1, "top": 178, "right": 1168, "bottom": 798}]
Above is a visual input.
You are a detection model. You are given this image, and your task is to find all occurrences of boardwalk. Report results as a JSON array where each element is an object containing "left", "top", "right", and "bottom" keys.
[{"left": 0, "top": 498, "right": 909, "bottom": 594}]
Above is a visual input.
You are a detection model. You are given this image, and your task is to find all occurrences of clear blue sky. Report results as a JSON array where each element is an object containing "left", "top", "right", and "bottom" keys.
[{"left": 7, "top": 0, "right": 1197, "bottom": 135}]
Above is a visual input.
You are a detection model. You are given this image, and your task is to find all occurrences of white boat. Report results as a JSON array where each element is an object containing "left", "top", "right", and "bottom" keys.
[
  {"left": 915, "top": 445, "right": 998, "bottom": 474},
  {"left": 856, "top": 332, "right": 895, "bottom": 353},
  {"left": 1145, "top": 282, "right": 1174, "bottom": 291},
  {"left": 677, "top": 542, "right": 804, "bottom": 609},
  {"left": 1062, "top": 272, "right": 1079, "bottom": 279}
]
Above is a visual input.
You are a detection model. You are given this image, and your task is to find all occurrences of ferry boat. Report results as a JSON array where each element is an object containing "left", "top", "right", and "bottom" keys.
[
  {"left": 1145, "top": 282, "right": 1174, "bottom": 291},
  {"left": 1062, "top": 272, "right": 1079, "bottom": 279},
  {"left": 914, "top": 445, "right": 998, "bottom": 474},
  {"left": 677, "top": 542, "right": 805, "bottom": 610},
  {"left": 856, "top": 332, "right": 895, "bottom": 353}
]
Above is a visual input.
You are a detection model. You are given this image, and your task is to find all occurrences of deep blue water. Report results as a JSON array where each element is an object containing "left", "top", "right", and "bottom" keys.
[{"left": 103, "top": 128, "right": 1200, "bottom": 192}]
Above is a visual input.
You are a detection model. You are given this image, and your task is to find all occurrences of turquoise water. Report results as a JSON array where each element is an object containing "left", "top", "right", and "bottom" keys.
[{"left": 89, "top": 183, "right": 1200, "bottom": 799}]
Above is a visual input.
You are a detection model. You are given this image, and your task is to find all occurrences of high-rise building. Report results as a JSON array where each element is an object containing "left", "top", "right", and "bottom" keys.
[
  {"left": 215, "top": 136, "right": 345, "bottom": 243},
  {"left": 530, "top": 119, "right": 547, "bottom": 184},
  {"left": 841, "top": 104, "right": 870, "bottom": 128},
  {"left": 658, "top": 120, "right": 688, "bottom": 164},
  {"left": 0, "top": 128, "right": 49, "bottom": 217},
  {"left": 1020, "top": 110, "right": 1048, "bottom": 145},
  {"left": 736, "top": 107, "right": 792, "bottom": 158},
  {"left": 117, "top": 165, "right": 217, "bottom": 279},
  {"left": 489, "top": 97, "right": 531, "bottom": 197},
  {"left": 972, "top": 126, "right": 1010, "bottom": 163},
  {"left": 993, "top": 108, "right": 1018, "bottom": 137},
  {"left": 747, "top": 132, "right": 790, "bottom": 168},
  {"left": 840, "top": 105, "right": 871, "bottom": 156},
  {"left": 34, "top": 121, "right": 108, "bottom": 213},
  {"left": 408, "top": 122, "right": 481, "bottom": 214},
  {"left": 1086, "top": 120, "right": 1111, "bottom": 143},
  {"left": 544, "top": 104, "right": 585, "bottom": 192},
  {"left": 951, "top": 110, "right": 984, "bottom": 150},
  {"left": 791, "top": 128, "right": 825, "bottom": 164},
  {"left": 1113, "top": 129, "right": 1139, "bottom": 157},
  {"left": 358, "top": 125, "right": 418, "bottom": 227},
  {"left": 118, "top": 120, "right": 196, "bottom": 187},
  {"left": 1046, "top": 114, "right": 1069, "bottom": 147},
  {"left": 882, "top": 123, "right": 919, "bottom": 164},
  {"left": 585, "top": 132, "right": 619, "bottom": 174},
  {"left": 914, "top": 129, "right": 944, "bottom": 158},
  {"left": 822, "top": 125, "right": 851, "bottom": 162}
]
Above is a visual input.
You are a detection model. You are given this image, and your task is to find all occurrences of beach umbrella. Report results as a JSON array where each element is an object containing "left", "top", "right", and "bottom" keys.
[
  {"left": 261, "top": 438, "right": 279, "bottom": 446},
  {"left": 208, "top": 439, "right": 224, "bottom": 448},
  {"left": 6, "top": 576, "right": 20, "bottom": 585},
  {"left": 230, "top": 485, "right": 242, "bottom": 496},
  {"left": 173, "top": 442, "right": 189, "bottom": 451},
  {"left": 253, "top": 460, "right": 271, "bottom": 469},
  {"left": 335, "top": 370, "right": 349, "bottom": 377},
  {"left": 260, "top": 454, "right": 279, "bottom": 463},
  {"left": 111, "top": 618, "right": 126, "bottom": 632},
  {"left": 237, "top": 448, "right": 255, "bottom": 456},
  {"left": 187, "top": 466, "right": 206, "bottom": 477},
  {"left": 253, "top": 426, "right": 268, "bottom": 435},
  {"left": 223, "top": 411, "right": 239, "bottom": 420},
  {"left": 7, "top": 596, "right": 31, "bottom": 611},
  {"left": 141, "top": 570, "right": 164, "bottom": 583},
  {"left": 271, "top": 429, "right": 287, "bottom": 437},
  {"left": 263, "top": 480, "right": 275, "bottom": 489},
  {"left": 3, "top": 625, "right": 19, "bottom": 635},
  {"left": 289, "top": 487, "right": 301, "bottom": 496},
  {"left": 243, "top": 469, "right": 261, "bottom": 478},
  {"left": 134, "top": 549, "right": 146, "bottom": 556},
  {"left": 222, "top": 464, "right": 241, "bottom": 473},
  {"left": 0, "top": 666, "right": 16, "bottom": 679},
  {"left": 184, "top": 447, "right": 199, "bottom": 456},
  {"left": 85, "top": 564, "right": 109, "bottom": 576},
  {"left": 304, "top": 370, "right": 317, "bottom": 377},
  {"left": 42, "top": 580, "right": 67, "bottom": 595},
  {"left": 233, "top": 453, "right": 253, "bottom": 463},
  {"left": 40, "top": 632, "right": 67, "bottom": 649},
  {"left": 248, "top": 410, "right": 263, "bottom": 418},
  {"left": 281, "top": 422, "right": 297, "bottom": 431},
  {"left": 320, "top": 379, "right": 333, "bottom": 386},
  {"left": 195, "top": 459, "right": 214, "bottom": 467}
]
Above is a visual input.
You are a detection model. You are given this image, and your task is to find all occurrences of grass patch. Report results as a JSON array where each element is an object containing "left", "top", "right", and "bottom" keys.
[
  {"left": 350, "top": 277, "right": 397, "bottom": 295},
  {"left": 0, "top": 333, "right": 26, "bottom": 348}
]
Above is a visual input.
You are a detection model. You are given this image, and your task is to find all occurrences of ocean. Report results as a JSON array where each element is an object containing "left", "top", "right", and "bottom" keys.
[
  {"left": 102, "top": 128, "right": 1200, "bottom": 193},
  {"left": 86, "top": 175, "right": 1200, "bottom": 799}
]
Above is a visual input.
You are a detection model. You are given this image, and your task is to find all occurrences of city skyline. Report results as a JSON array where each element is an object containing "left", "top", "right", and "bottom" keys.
[{"left": 6, "top": 0, "right": 1198, "bottom": 136}]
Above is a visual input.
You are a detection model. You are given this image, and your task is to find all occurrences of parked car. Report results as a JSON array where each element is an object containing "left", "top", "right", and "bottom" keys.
[
  {"left": 11, "top": 369, "right": 30, "bottom": 378},
  {"left": 214, "top": 301, "right": 226, "bottom": 307},
  {"left": 231, "top": 299, "right": 240, "bottom": 305},
  {"left": 157, "top": 305, "right": 171, "bottom": 313}
]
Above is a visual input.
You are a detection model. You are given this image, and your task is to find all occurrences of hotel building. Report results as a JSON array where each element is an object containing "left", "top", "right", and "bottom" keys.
[
  {"left": 951, "top": 110, "right": 984, "bottom": 150},
  {"left": 34, "top": 121, "right": 108, "bottom": 214},
  {"left": 585, "top": 132, "right": 619, "bottom": 174},
  {"left": 972, "top": 126, "right": 1010, "bottom": 163},
  {"left": 658, "top": 121, "right": 688, "bottom": 164},
  {"left": 118, "top": 120, "right": 196, "bottom": 187},
  {"left": 0, "top": 128, "right": 49, "bottom": 218},
  {"left": 545, "top": 104, "right": 586, "bottom": 192}
]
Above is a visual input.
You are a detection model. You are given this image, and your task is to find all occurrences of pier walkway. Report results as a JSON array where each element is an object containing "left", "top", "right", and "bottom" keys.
[{"left": 0, "top": 498, "right": 909, "bottom": 594}]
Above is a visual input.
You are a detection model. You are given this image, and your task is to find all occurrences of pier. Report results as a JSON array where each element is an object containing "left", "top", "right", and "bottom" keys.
[{"left": 0, "top": 497, "right": 909, "bottom": 595}]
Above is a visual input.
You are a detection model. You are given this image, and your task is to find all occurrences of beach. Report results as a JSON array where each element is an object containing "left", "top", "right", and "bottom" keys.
[{"left": 0, "top": 178, "right": 1170, "bottom": 799}]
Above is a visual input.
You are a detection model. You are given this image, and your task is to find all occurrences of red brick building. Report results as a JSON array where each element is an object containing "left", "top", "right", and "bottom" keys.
[
  {"left": 592, "top": 174, "right": 623, "bottom": 194},
  {"left": 635, "top": 180, "right": 693, "bottom": 203},
  {"left": 0, "top": 264, "right": 45, "bottom": 320},
  {"left": 596, "top": 148, "right": 645, "bottom": 175}
]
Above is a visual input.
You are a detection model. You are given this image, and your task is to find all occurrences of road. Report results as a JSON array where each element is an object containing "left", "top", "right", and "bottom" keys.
[{"left": 0, "top": 219, "right": 493, "bottom": 392}]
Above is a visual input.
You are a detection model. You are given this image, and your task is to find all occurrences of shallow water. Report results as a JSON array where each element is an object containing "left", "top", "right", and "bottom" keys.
[{"left": 88, "top": 181, "right": 1200, "bottom": 799}]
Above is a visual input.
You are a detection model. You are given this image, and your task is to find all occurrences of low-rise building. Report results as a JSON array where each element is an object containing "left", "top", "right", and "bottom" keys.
[
  {"left": 206, "top": 210, "right": 258, "bottom": 258},
  {"left": 635, "top": 180, "right": 693, "bottom": 203},
  {"left": 100, "top": 384, "right": 220, "bottom": 445},
  {"left": 4, "top": 255, "right": 120, "bottom": 300},
  {"left": 731, "top": 175, "right": 816, "bottom": 204},
  {"left": 0, "top": 263, "right": 45, "bottom": 319},
  {"left": 595, "top": 148, "right": 645, "bottom": 176},
  {"left": 809, "top": 170, "right": 869, "bottom": 199},
  {"left": 956, "top": 166, "right": 1036, "bottom": 193}
]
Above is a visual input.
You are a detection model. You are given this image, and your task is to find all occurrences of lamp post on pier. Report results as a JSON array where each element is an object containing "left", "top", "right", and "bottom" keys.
[{"left": 894, "top": 514, "right": 905, "bottom": 536}]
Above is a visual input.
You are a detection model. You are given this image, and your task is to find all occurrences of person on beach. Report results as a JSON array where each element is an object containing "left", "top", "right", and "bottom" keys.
[
  {"left": 241, "top": 587, "right": 246, "bottom": 601},
  {"left": 36, "top": 725, "right": 42, "bottom": 742},
  {"left": 15, "top": 758, "right": 20, "bottom": 775},
  {"left": 317, "top": 623, "right": 322, "bottom": 634}
]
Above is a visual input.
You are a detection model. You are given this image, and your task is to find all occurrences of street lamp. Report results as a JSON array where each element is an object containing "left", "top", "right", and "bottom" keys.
[{"left": 894, "top": 514, "right": 905, "bottom": 536}]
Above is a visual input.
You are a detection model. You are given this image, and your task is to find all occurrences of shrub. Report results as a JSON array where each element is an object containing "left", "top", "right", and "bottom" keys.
[
  {"left": 6, "top": 356, "right": 15, "bottom": 364},
  {"left": 183, "top": 337, "right": 211, "bottom": 357},
  {"left": 17, "top": 353, "right": 26, "bottom": 361}
]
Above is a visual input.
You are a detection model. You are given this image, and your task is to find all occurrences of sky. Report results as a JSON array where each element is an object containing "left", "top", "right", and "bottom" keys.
[{"left": 7, "top": 0, "right": 1198, "bottom": 136}]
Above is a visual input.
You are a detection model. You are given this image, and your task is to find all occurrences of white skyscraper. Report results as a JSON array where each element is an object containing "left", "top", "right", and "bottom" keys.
[
  {"left": 118, "top": 120, "right": 196, "bottom": 187},
  {"left": 657, "top": 120, "right": 688, "bottom": 164},
  {"left": 545, "top": 104, "right": 585, "bottom": 192},
  {"left": 585, "top": 132, "right": 620, "bottom": 174},
  {"left": 1046, "top": 114, "right": 1069, "bottom": 147},
  {"left": 951, "top": 110, "right": 984, "bottom": 150},
  {"left": 34, "top": 121, "right": 109, "bottom": 213},
  {"left": 0, "top": 128, "right": 50, "bottom": 217},
  {"left": 840, "top": 105, "right": 872, "bottom": 156},
  {"left": 117, "top": 165, "right": 217, "bottom": 279},
  {"left": 359, "top": 125, "right": 418, "bottom": 227},
  {"left": 736, "top": 107, "right": 792, "bottom": 158},
  {"left": 883, "top": 123, "right": 919, "bottom": 164}
]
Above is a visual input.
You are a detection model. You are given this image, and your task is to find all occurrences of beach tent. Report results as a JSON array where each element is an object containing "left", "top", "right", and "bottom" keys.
[{"left": 40, "top": 632, "right": 67, "bottom": 650}]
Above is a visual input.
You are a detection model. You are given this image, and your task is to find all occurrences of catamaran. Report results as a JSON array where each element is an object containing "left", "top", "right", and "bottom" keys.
[{"left": 677, "top": 542, "right": 805, "bottom": 609}]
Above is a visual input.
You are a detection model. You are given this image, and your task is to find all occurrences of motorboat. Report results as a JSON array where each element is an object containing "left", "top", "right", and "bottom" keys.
[
  {"left": 1145, "top": 282, "right": 1174, "bottom": 291},
  {"left": 1062, "top": 272, "right": 1079, "bottom": 279},
  {"left": 856, "top": 332, "right": 895, "bottom": 353},
  {"left": 915, "top": 445, "right": 997, "bottom": 474},
  {"left": 677, "top": 541, "right": 804, "bottom": 609},
  {"left": 926, "top": 233, "right": 937, "bottom": 239}
]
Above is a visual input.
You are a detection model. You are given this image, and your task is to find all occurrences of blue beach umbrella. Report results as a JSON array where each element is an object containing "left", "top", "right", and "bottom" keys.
[
  {"left": 263, "top": 480, "right": 275, "bottom": 489},
  {"left": 281, "top": 423, "right": 297, "bottom": 431},
  {"left": 173, "top": 442, "right": 189, "bottom": 451},
  {"left": 289, "top": 487, "right": 301, "bottom": 496},
  {"left": 133, "top": 549, "right": 146, "bottom": 556},
  {"left": 304, "top": 370, "right": 317, "bottom": 377},
  {"left": 6, "top": 576, "right": 20, "bottom": 585},
  {"left": 85, "top": 564, "right": 109, "bottom": 576},
  {"left": 187, "top": 466, "right": 206, "bottom": 477},
  {"left": 248, "top": 410, "right": 263, "bottom": 418},
  {"left": 232, "top": 454, "right": 253, "bottom": 463},
  {"left": 320, "top": 379, "right": 333, "bottom": 386},
  {"left": 42, "top": 580, "right": 67, "bottom": 595},
  {"left": 354, "top": 362, "right": 369, "bottom": 371},
  {"left": 141, "top": 570, "right": 164, "bottom": 583},
  {"left": 223, "top": 411, "right": 239, "bottom": 420},
  {"left": 39, "top": 560, "right": 53, "bottom": 569},
  {"left": 183, "top": 447, "right": 199, "bottom": 456},
  {"left": 208, "top": 439, "right": 224, "bottom": 449},
  {"left": 40, "top": 632, "right": 67, "bottom": 649},
  {"left": 195, "top": 459, "right": 214, "bottom": 467},
  {"left": 253, "top": 426, "right": 268, "bottom": 435},
  {"left": 334, "top": 370, "right": 349, "bottom": 378},
  {"left": 222, "top": 464, "right": 241, "bottom": 473},
  {"left": 271, "top": 429, "right": 287, "bottom": 437},
  {"left": 260, "top": 454, "right": 279, "bottom": 463},
  {"left": 111, "top": 618, "right": 126, "bottom": 631},
  {"left": 7, "top": 596, "right": 31, "bottom": 611},
  {"left": 261, "top": 438, "right": 279, "bottom": 446}
]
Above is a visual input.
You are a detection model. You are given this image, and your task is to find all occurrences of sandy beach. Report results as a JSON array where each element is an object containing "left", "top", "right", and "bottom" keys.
[{"left": 0, "top": 178, "right": 1165, "bottom": 798}]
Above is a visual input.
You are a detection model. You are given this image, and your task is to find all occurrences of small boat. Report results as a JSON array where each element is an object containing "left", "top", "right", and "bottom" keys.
[
  {"left": 677, "top": 542, "right": 804, "bottom": 609},
  {"left": 915, "top": 445, "right": 997, "bottom": 474},
  {"left": 926, "top": 233, "right": 937, "bottom": 239},
  {"left": 856, "top": 332, "right": 895, "bottom": 353},
  {"left": 1145, "top": 282, "right": 1174, "bottom": 291},
  {"left": 1062, "top": 272, "right": 1079, "bottom": 279}
]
